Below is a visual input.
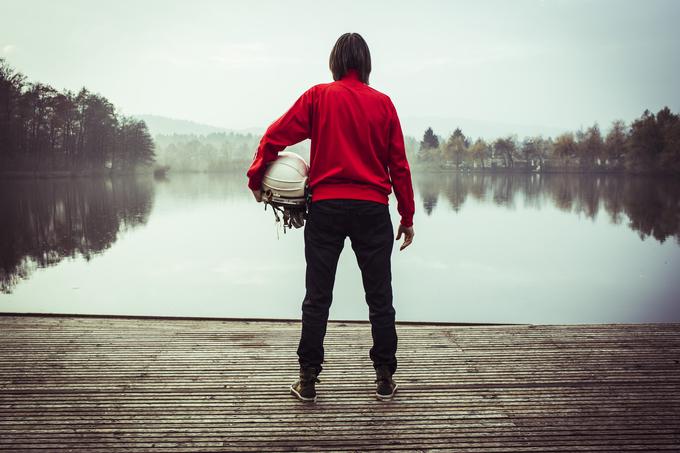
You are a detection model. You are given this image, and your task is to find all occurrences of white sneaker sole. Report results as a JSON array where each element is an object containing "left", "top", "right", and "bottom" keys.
[
  {"left": 376, "top": 383, "right": 398, "bottom": 400},
  {"left": 290, "top": 384, "right": 317, "bottom": 402}
]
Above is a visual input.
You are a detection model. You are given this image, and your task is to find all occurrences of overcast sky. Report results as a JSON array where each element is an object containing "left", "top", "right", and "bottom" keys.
[{"left": 1, "top": 0, "right": 679, "bottom": 138}]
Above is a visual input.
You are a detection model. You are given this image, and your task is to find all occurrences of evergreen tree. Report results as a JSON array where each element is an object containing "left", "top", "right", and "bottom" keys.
[{"left": 418, "top": 127, "right": 440, "bottom": 162}]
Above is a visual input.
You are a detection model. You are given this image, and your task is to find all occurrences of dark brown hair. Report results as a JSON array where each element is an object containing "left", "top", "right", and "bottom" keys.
[{"left": 329, "top": 33, "right": 371, "bottom": 85}]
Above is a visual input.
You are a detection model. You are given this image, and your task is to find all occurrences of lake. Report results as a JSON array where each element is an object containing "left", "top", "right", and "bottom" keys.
[{"left": 1, "top": 171, "right": 679, "bottom": 324}]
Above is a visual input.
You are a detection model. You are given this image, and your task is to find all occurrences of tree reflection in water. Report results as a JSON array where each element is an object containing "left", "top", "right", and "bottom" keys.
[
  {"left": 414, "top": 172, "right": 680, "bottom": 244},
  {"left": 0, "top": 177, "right": 154, "bottom": 293}
]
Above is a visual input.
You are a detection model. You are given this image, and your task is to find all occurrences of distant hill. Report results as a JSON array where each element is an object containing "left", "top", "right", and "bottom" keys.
[{"left": 134, "top": 114, "right": 264, "bottom": 137}]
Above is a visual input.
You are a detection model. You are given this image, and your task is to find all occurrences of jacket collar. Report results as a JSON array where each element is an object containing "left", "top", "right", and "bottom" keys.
[{"left": 340, "top": 68, "right": 361, "bottom": 82}]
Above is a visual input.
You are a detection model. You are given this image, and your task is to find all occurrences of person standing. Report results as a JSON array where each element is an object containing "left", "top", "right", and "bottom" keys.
[{"left": 246, "top": 32, "right": 415, "bottom": 402}]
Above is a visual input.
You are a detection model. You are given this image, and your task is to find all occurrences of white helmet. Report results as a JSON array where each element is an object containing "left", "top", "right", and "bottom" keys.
[{"left": 261, "top": 151, "right": 310, "bottom": 208}]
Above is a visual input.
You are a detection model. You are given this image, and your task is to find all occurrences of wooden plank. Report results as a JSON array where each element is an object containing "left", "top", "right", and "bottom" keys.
[{"left": 0, "top": 315, "right": 678, "bottom": 451}]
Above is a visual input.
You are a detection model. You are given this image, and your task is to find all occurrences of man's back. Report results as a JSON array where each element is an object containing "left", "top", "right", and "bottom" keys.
[
  {"left": 309, "top": 69, "right": 394, "bottom": 202},
  {"left": 246, "top": 68, "right": 414, "bottom": 227}
]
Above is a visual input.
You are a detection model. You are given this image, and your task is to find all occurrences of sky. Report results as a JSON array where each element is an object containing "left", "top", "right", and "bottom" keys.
[{"left": 1, "top": 0, "right": 679, "bottom": 138}]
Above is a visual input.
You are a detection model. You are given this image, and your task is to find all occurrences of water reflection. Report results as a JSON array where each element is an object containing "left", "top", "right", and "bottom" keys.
[
  {"left": 415, "top": 172, "right": 680, "bottom": 244},
  {"left": 0, "top": 172, "right": 678, "bottom": 323},
  {"left": 0, "top": 177, "right": 154, "bottom": 293}
]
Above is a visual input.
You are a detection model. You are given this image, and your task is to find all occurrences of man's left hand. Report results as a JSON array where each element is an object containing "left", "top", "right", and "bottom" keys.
[{"left": 251, "top": 189, "right": 263, "bottom": 203}]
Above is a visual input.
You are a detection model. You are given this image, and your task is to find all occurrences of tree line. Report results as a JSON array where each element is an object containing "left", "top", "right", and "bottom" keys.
[
  {"left": 416, "top": 107, "right": 680, "bottom": 174},
  {"left": 0, "top": 58, "right": 155, "bottom": 174},
  {"left": 153, "top": 132, "right": 264, "bottom": 173},
  {"left": 153, "top": 132, "right": 421, "bottom": 173}
]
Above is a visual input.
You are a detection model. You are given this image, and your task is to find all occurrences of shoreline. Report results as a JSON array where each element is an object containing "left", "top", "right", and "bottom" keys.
[{"left": 409, "top": 164, "right": 679, "bottom": 177}]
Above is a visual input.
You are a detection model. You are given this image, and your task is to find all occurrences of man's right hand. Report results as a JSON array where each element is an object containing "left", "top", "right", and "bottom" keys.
[{"left": 396, "top": 224, "right": 414, "bottom": 251}]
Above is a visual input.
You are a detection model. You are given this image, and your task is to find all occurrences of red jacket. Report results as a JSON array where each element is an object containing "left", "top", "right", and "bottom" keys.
[{"left": 246, "top": 68, "right": 415, "bottom": 227}]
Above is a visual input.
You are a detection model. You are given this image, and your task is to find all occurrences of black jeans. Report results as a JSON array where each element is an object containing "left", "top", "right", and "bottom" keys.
[{"left": 296, "top": 199, "right": 398, "bottom": 376}]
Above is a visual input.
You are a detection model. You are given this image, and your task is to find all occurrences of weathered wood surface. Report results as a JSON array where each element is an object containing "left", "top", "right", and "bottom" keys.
[{"left": 0, "top": 315, "right": 679, "bottom": 452}]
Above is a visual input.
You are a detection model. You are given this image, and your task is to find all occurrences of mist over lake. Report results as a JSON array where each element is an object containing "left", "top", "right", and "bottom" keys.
[{"left": 2, "top": 171, "right": 678, "bottom": 324}]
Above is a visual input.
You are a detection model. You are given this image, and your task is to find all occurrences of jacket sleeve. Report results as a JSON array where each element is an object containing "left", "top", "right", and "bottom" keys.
[
  {"left": 386, "top": 98, "right": 415, "bottom": 227},
  {"left": 246, "top": 87, "right": 314, "bottom": 191}
]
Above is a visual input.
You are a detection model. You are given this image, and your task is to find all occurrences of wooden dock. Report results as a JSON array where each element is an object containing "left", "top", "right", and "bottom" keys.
[{"left": 0, "top": 315, "right": 679, "bottom": 452}]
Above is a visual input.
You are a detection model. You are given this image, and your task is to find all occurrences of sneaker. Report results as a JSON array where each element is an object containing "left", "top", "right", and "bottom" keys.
[
  {"left": 290, "top": 366, "right": 320, "bottom": 402},
  {"left": 374, "top": 365, "right": 398, "bottom": 400}
]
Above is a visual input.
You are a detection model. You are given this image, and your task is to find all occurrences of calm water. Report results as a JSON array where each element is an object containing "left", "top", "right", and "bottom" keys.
[{"left": 1, "top": 172, "right": 679, "bottom": 324}]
